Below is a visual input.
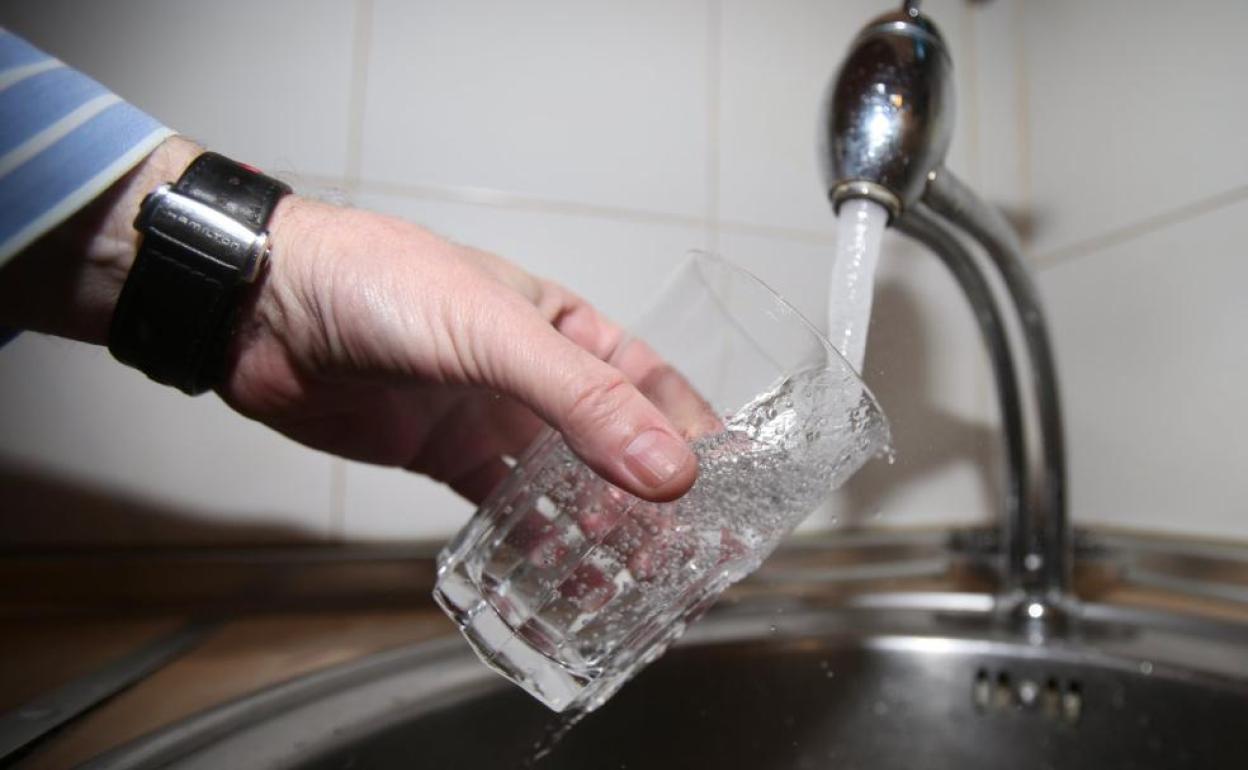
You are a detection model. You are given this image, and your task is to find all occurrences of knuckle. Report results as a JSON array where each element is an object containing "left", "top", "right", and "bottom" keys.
[{"left": 565, "top": 371, "right": 634, "bottom": 432}]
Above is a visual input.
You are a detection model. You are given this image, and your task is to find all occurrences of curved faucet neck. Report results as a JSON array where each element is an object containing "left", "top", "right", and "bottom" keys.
[{"left": 822, "top": 3, "right": 1071, "bottom": 617}]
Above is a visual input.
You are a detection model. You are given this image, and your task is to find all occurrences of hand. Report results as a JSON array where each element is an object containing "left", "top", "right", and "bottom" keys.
[
  {"left": 0, "top": 136, "right": 702, "bottom": 505},
  {"left": 223, "top": 196, "right": 703, "bottom": 505}
]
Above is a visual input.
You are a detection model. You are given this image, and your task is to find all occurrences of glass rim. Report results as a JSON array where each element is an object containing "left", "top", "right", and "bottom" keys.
[{"left": 677, "top": 249, "right": 888, "bottom": 420}]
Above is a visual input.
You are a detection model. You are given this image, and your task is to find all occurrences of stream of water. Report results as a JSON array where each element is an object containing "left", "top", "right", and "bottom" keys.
[{"left": 827, "top": 198, "right": 889, "bottom": 373}]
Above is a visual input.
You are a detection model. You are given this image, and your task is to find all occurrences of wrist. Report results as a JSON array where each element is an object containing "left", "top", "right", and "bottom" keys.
[
  {"left": 89, "top": 136, "right": 203, "bottom": 289},
  {"left": 0, "top": 135, "right": 202, "bottom": 344},
  {"left": 83, "top": 136, "right": 204, "bottom": 339},
  {"left": 216, "top": 192, "right": 328, "bottom": 402},
  {"left": 108, "top": 149, "right": 296, "bottom": 394}
]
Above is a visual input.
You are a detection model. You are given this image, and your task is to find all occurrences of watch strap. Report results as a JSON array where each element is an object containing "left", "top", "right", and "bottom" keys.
[
  {"left": 108, "top": 232, "right": 243, "bottom": 394},
  {"left": 108, "top": 153, "right": 291, "bottom": 395},
  {"left": 174, "top": 152, "right": 290, "bottom": 230}
]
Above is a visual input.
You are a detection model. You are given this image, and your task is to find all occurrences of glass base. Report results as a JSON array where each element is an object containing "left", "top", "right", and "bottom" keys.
[{"left": 434, "top": 558, "right": 629, "bottom": 714}]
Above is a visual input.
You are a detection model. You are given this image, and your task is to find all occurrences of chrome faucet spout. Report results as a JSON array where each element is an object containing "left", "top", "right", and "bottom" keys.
[
  {"left": 820, "top": 5, "right": 953, "bottom": 220},
  {"left": 821, "top": 3, "right": 1070, "bottom": 615}
]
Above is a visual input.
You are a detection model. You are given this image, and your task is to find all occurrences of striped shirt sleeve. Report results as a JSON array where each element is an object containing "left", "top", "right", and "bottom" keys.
[{"left": 0, "top": 27, "right": 175, "bottom": 267}]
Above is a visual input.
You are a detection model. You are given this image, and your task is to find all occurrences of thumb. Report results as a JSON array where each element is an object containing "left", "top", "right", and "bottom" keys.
[{"left": 482, "top": 311, "right": 698, "bottom": 503}]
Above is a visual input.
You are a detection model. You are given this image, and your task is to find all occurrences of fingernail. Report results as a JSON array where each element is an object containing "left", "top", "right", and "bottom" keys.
[{"left": 623, "top": 429, "right": 690, "bottom": 488}]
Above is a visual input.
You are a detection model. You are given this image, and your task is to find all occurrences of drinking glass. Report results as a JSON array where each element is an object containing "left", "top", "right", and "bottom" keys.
[{"left": 434, "top": 252, "right": 889, "bottom": 713}]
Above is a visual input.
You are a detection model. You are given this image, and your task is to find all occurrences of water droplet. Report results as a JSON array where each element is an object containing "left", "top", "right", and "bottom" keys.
[{"left": 1138, "top": 661, "right": 1154, "bottom": 675}]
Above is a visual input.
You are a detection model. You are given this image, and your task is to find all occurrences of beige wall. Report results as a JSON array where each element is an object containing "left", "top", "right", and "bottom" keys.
[{"left": 0, "top": 0, "right": 1242, "bottom": 546}]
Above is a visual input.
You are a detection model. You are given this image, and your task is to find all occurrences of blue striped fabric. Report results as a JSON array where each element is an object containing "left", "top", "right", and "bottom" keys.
[
  {"left": 0, "top": 27, "right": 173, "bottom": 266},
  {"left": 1, "top": 67, "right": 111, "bottom": 156},
  {"left": 0, "top": 100, "right": 167, "bottom": 247},
  {"left": 0, "top": 26, "right": 50, "bottom": 69}
]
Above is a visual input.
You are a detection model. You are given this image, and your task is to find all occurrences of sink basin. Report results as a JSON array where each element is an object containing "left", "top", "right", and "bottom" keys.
[{"left": 85, "top": 593, "right": 1248, "bottom": 770}]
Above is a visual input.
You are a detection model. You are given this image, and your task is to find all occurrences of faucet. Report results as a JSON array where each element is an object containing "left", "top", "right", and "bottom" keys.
[{"left": 820, "top": 0, "right": 1071, "bottom": 621}]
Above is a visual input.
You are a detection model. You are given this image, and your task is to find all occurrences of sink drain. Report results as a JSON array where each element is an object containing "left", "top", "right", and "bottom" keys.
[{"left": 973, "top": 668, "right": 1082, "bottom": 724}]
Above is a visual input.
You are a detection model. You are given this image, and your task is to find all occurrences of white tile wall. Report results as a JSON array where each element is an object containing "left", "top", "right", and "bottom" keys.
[
  {"left": 0, "top": 334, "right": 334, "bottom": 546},
  {"left": 965, "top": 0, "right": 1029, "bottom": 214},
  {"left": 1015, "top": 0, "right": 1248, "bottom": 540},
  {"left": 1038, "top": 200, "right": 1248, "bottom": 539},
  {"left": 361, "top": 0, "right": 710, "bottom": 218},
  {"left": 7, "top": 0, "right": 1240, "bottom": 547},
  {"left": 1021, "top": 0, "right": 1248, "bottom": 258}
]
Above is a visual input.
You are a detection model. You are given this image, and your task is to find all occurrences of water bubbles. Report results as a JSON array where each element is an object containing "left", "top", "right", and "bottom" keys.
[
  {"left": 447, "top": 365, "right": 886, "bottom": 714},
  {"left": 1138, "top": 660, "right": 1154, "bottom": 675}
]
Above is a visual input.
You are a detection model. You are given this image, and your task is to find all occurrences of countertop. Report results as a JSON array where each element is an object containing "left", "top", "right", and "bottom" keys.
[{"left": 4, "top": 607, "right": 453, "bottom": 769}]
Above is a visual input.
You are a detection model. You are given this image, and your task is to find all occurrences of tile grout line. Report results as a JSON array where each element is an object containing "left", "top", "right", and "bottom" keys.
[
  {"left": 329, "top": 459, "right": 347, "bottom": 540},
  {"left": 1031, "top": 183, "right": 1248, "bottom": 270},
  {"left": 302, "top": 168, "right": 1248, "bottom": 286},
  {"left": 298, "top": 169, "right": 1248, "bottom": 271},
  {"left": 299, "top": 169, "right": 839, "bottom": 244},
  {"left": 704, "top": 0, "right": 722, "bottom": 254},
  {"left": 1011, "top": 0, "right": 1034, "bottom": 219},
  {"left": 343, "top": 0, "right": 375, "bottom": 189},
  {"left": 360, "top": 176, "right": 704, "bottom": 225}
]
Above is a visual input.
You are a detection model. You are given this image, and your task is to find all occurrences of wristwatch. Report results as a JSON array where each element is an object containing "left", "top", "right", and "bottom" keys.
[{"left": 108, "top": 152, "right": 291, "bottom": 394}]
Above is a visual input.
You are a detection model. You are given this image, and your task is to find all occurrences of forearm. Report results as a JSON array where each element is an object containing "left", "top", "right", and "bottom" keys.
[{"left": 0, "top": 135, "right": 202, "bottom": 344}]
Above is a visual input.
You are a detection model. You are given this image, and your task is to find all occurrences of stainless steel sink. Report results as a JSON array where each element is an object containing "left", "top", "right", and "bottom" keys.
[{"left": 83, "top": 587, "right": 1248, "bottom": 770}]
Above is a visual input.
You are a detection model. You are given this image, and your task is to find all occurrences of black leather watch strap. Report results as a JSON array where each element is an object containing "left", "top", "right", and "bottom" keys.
[
  {"left": 174, "top": 152, "right": 290, "bottom": 231},
  {"left": 108, "top": 153, "right": 291, "bottom": 395}
]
